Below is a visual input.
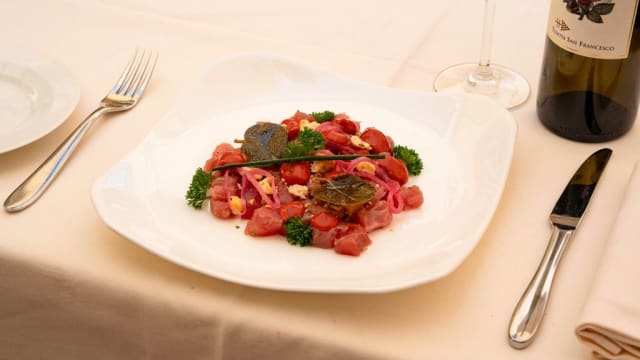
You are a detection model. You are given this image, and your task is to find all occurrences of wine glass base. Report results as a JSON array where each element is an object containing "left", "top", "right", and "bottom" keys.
[{"left": 433, "top": 63, "right": 530, "bottom": 109}]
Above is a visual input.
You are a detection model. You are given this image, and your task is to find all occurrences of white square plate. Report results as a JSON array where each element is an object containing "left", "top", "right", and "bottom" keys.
[{"left": 92, "top": 52, "right": 516, "bottom": 293}]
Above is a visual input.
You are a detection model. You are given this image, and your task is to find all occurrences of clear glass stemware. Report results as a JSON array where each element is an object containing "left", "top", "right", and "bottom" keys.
[{"left": 433, "top": 0, "right": 530, "bottom": 109}]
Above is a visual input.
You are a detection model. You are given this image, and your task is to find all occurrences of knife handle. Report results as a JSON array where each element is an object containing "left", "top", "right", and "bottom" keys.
[{"left": 508, "top": 225, "right": 574, "bottom": 349}]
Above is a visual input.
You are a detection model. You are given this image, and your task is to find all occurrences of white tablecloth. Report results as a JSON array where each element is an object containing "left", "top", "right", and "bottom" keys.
[{"left": 1, "top": 0, "right": 638, "bottom": 359}]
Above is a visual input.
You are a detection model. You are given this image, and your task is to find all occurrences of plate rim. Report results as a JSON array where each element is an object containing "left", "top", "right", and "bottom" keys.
[{"left": 0, "top": 48, "right": 80, "bottom": 153}]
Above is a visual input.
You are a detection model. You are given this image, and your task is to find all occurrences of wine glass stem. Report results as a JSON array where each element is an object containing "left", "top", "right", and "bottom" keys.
[{"left": 473, "top": 0, "right": 496, "bottom": 81}]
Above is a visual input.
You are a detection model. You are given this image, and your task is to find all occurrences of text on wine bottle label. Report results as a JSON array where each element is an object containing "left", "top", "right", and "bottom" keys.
[{"left": 547, "top": 0, "right": 639, "bottom": 59}]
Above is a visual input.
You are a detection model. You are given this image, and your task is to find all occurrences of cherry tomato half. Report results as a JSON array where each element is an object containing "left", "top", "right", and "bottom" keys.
[
  {"left": 323, "top": 129, "right": 350, "bottom": 146},
  {"left": 292, "top": 110, "right": 314, "bottom": 122},
  {"left": 333, "top": 118, "right": 359, "bottom": 135},
  {"left": 205, "top": 143, "right": 239, "bottom": 172},
  {"left": 217, "top": 151, "right": 247, "bottom": 166},
  {"left": 212, "top": 143, "right": 234, "bottom": 159},
  {"left": 361, "top": 128, "right": 392, "bottom": 154},
  {"left": 281, "top": 119, "right": 300, "bottom": 140},
  {"left": 204, "top": 157, "right": 217, "bottom": 173},
  {"left": 280, "top": 162, "right": 311, "bottom": 185},
  {"left": 377, "top": 155, "right": 409, "bottom": 185}
]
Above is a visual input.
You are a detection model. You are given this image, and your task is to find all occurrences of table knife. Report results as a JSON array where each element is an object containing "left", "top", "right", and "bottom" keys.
[{"left": 508, "top": 148, "right": 612, "bottom": 349}]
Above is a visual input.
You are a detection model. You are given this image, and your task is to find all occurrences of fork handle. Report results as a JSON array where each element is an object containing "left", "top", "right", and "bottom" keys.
[{"left": 4, "top": 106, "right": 109, "bottom": 212}]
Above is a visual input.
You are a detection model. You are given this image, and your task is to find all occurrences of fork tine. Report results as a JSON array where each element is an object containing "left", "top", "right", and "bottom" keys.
[
  {"left": 118, "top": 50, "right": 145, "bottom": 96},
  {"left": 131, "top": 51, "right": 158, "bottom": 99},
  {"left": 112, "top": 49, "right": 140, "bottom": 94},
  {"left": 125, "top": 50, "right": 151, "bottom": 97}
]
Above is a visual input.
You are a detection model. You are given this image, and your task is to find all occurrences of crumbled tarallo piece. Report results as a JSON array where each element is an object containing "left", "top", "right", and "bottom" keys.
[{"left": 287, "top": 184, "right": 309, "bottom": 199}]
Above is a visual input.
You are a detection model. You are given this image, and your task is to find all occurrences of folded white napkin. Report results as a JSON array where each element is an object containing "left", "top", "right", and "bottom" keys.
[{"left": 576, "top": 162, "right": 640, "bottom": 359}]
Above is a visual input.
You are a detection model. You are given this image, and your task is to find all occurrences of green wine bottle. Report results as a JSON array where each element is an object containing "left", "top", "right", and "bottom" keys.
[{"left": 536, "top": 0, "right": 640, "bottom": 142}]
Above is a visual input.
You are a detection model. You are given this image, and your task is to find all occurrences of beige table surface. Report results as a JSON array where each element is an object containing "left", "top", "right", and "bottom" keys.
[{"left": 1, "top": 0, "right": 638, "bottom": 359}]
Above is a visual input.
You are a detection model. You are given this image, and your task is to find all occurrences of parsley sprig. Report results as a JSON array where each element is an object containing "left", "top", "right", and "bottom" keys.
[
  {"left": 284, "top": 217, "right": 313, "bottom": 246},
  {"left": 283, "top": 128, "right": 326, "bottom": 158},
  {"left": 310, "top": 111, "right": 335, "bottom": 123},
  {"left": 185, "top": 167, "right": 212, "bottom": 209}
]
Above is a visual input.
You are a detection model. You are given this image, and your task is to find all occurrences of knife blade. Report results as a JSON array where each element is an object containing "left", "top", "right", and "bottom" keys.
[{"left": 508, "top": 148, "right": 612, "bottom": 349}]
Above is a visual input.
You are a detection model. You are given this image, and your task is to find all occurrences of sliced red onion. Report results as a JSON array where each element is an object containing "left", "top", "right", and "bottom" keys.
[
  {"left": 243, "top": 169, "right": 280, "bottom": 209},
  {"left": 346, "top": 157, "right": 376, "bottom": 174}
]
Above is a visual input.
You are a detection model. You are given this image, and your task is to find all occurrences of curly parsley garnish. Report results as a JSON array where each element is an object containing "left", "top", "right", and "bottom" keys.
[
  {"left": 393, "top": 145, "right": 423, "bottom": 176},
  {"left": 283, "top": 128, "right": 326, "bottom": 158},
  {"left": 185, "top": 167, "right": 212, "bottom": 209},
  {"left": 284, "top": 217, "right": 313, "bottom": 246},
  {"left": 310, "top": 111, "right": 335, "bottom": 123}
]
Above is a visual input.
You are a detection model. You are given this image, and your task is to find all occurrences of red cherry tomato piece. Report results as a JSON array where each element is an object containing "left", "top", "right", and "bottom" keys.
[
  {"left": 310, "top": 212, "right": 339, "bottom": 231},
  {"left": 324, "top": 129, "right": 350, "bottom": 146},
  {"left": 204, "top": 157, "right": 217, "bottom": 173},
  {"left": 212, "top": 143, "right": 234, "bottom": 158},
  {"left": 204, "top": 143, "right": 236, "bottom": 172},
  {"left": 281, "top": 119, "right": 300, "bottom": 140},
  {"left": 378, "top": 155, "right": 409, "bottom": 185},
  {"left": 292, "top": 110, "right": 314, "bottom": 121},
  {"left": 217, "top": 151, "right": 247, "bottom": 166},
  {"left": 333, "top": 118, "right": 359, "bottom": 135},
  {"left": 361, "top": 128, "right": 392, "bottom": 154},
  {"left": 280, "top": 162, "right": 311, "bottom": 185}
]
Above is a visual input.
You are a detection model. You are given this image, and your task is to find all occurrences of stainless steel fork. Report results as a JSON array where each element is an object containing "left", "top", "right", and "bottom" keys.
[{"left": 4, "top": 49, "right": 158, "bottom": 213}]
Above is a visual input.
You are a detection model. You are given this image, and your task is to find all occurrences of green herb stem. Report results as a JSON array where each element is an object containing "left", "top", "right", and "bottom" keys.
[{"left": 209, "top": 154, "right": 385, "bottom": 172}]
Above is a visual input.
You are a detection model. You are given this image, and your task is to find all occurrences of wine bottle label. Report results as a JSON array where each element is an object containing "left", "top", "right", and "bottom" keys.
[{"left": 547, "top": 0, "right": 639, "bottom": 59}]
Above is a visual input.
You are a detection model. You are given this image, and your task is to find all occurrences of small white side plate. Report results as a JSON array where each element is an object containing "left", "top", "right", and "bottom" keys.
[
  {"left": 0, "top": 48, "right": 79, "bottom": 153},
  {"left": 92, "top": 52, "right": 516, "bottom": 293}
]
